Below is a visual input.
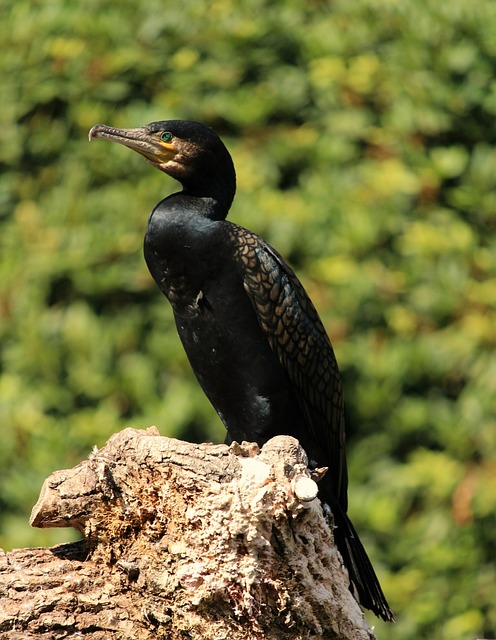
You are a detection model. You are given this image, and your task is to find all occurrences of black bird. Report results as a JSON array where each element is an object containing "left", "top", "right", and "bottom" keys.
[{"left": 89, "top": 120, "right": 394, "bottom": 622}]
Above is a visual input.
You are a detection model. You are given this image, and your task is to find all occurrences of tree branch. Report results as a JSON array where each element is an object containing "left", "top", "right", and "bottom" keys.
[{"left": 0, "top": 427, "right": 377, "bottom": 640}]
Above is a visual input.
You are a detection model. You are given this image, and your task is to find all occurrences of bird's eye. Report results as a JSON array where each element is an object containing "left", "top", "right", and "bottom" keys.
[{"left": 161, "top": 132, "right": 173, "bottom": 143}]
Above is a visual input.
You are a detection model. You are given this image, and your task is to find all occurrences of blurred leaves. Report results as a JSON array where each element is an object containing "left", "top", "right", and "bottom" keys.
[{"left": 1, "top": 0, "right": 496, "bottom": 638}]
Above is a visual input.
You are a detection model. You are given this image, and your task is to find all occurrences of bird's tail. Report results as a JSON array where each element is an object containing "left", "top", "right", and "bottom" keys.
[{"left": 330, "top": 502, "right": 395, "bottom": 622}]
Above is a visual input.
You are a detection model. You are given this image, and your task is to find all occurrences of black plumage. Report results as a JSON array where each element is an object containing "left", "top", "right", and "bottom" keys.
[{"left": 89, "top": 119, "right": 394, "bottom": 622}]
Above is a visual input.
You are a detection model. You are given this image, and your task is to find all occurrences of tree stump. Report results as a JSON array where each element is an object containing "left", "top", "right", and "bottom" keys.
[{"left": 0, "top": 427, "right": 378, "bottom": 640}]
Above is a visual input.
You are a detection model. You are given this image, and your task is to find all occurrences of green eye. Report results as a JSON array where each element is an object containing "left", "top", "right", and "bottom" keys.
[{"left": 161, "top": 131, "right": 173, "bottom": 143}]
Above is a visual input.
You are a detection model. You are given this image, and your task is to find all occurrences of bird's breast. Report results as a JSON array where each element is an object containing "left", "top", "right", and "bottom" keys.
[{"left": 143, "top": 207, "right": 222, "bottom": 309}]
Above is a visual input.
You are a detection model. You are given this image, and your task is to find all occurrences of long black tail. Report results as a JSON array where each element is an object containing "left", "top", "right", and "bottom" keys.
[{"left": 330, "top": 501, "right": 395, "bottom": 622}]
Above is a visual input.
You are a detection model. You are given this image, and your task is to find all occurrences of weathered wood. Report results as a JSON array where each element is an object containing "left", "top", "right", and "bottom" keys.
[{"left": 0, "top": 427, "right": 377, "bottom": 640}]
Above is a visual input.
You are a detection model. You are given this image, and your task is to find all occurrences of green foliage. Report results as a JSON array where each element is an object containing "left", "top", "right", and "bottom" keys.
[{"left": 1, "top": 0, "right": 495, "bottom": 637}]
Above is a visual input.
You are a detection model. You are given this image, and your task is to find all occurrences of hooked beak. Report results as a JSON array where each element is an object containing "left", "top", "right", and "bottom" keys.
[{"left": 88, "top": 124, "right": 175, "bottom": 165}]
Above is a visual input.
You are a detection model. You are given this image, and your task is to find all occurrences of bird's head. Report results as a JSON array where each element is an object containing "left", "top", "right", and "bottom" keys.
[{"left": 89, "top": 120, "right": 236, "bottom": 210}]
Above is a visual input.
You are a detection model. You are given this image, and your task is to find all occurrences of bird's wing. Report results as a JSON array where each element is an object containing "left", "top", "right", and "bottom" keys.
[{"left": 229, "top": 225, "right": 348, "bottom": 508}]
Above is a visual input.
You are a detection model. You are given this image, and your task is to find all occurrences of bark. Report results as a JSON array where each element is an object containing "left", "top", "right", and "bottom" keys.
[{"left": 0, "top": 427, "right": 377, "bottom": 640}]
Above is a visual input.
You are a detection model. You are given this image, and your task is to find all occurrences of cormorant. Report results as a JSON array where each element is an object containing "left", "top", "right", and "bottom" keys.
[{"left": 89, "top": 120, "right": 394, "bottom": 622}]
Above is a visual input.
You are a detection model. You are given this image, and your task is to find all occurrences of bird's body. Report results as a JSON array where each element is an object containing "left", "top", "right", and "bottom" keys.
[
  {"left": 145, "top": 209, "right": 297, "bottom": 445},
  {"left": 144, "top": 205, "right": 338, "bottom": 475},
  {"left": 89, "top": 120, "right": 393, "bottom": 622}
]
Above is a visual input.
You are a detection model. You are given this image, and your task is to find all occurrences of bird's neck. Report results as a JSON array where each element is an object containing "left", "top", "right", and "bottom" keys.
[
  {"left": 174, "top": 169, "right": 236, "bottom": 221},
  {"left": 178, "top": 160, "right": 236, "bottom": 221},
  {"left": 156, "top": 191, "right": 228, "bottom": 222}
]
